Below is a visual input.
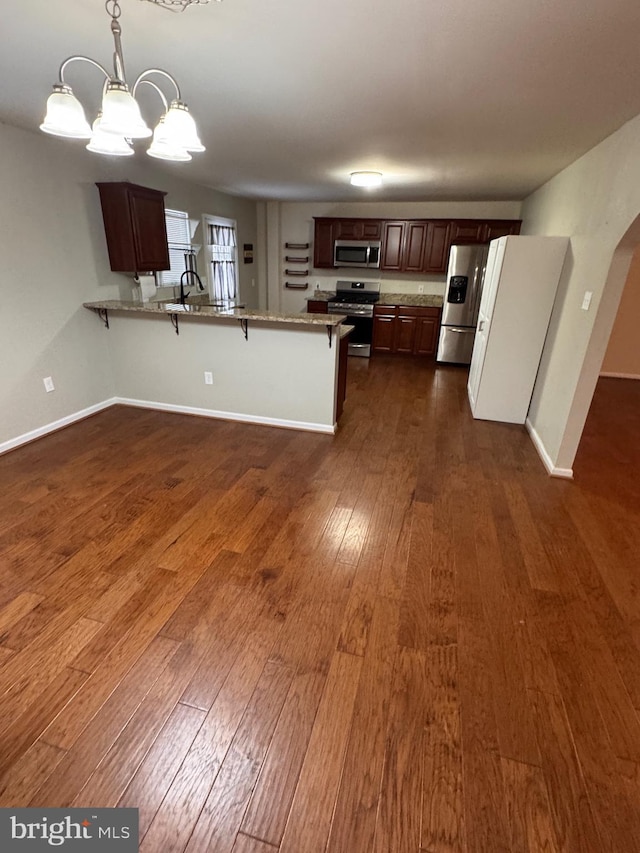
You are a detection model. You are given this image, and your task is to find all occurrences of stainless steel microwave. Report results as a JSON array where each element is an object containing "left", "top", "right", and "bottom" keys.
[{"left": 334, "top": 240, "right": 381, "bottom": 269}]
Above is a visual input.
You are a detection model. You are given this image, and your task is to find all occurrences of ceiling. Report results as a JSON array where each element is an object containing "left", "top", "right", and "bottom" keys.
[{"left": 4, "top": 0, "right": 640, "bottom": 202}]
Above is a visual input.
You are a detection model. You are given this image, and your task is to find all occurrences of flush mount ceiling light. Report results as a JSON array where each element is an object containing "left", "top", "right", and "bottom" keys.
[
  {"left": 350, "top": 171, "right": 383, "bottom": 188},
  {"left": 40, "top": 0, "right": 205, "bottom": 161}
]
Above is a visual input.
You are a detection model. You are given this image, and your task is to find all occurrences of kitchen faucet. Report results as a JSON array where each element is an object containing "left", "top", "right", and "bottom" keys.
[{"left": 178, "top": 269, "right": 205, "bottom": 304}]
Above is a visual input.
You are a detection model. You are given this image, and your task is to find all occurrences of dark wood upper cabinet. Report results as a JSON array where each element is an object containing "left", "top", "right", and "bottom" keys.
[
  {"left": 381, "top": 222, "right": 405, "bottom": 270},
  {"left": 450, "top": 219, "right": 522, "bottom": 245},
  {"left": 449, "top": 220, "right": 486, "bottom": 243},
  {"left": 403, "top": 221, "right": 429, "bottom": 273},
  {"left": 96, "top": 181, "right": 170, "bottom": 273},
  {"left": 334, "top": 218, "right": 382, "bottom": 240},
  {"left": 313, "top": 218, "right": 336, "bottom": 268},
  {"left": 381, "top": 220, "right": 429, "bottom": 273},
  {"left": 424, "top": 221, "right": 451, "bottom": 273},
  {"left": 483, "top": 220, "right": 522, "bottom": 241},
  {"left": 313, "top": 216, "right": 521, "bottom": 274}
]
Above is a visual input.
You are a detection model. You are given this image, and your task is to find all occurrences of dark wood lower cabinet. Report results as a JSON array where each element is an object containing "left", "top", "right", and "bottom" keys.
[
  {"left": 414, "top": 313, "right": 439, "bottom": 355},
  {"left": 372, "top": 310, "right": 395, "bottom": 352},
  {"left": 372, "top": 304, "right": 441, "bottom": 357}
]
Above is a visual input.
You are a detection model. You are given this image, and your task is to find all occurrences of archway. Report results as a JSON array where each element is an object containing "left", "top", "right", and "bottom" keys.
[{"left": 546, "top": 213, "right": 640, "bottom": 475}]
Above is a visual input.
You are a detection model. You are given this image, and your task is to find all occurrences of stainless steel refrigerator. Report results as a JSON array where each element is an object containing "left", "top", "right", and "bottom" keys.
[{"left": 436, "top": 243, "right": 489, "bottom": 364}]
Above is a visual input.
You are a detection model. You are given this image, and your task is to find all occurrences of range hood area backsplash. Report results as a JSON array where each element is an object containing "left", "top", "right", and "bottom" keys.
[{"left": 310, "top": 271, "right": 447, "bottom": 297}]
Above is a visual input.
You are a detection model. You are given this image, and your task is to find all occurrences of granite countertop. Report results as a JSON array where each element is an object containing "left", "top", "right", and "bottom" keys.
[
  {"left": 309, "top": 290, "right": 443, "bottom": 308},
  {"left": 377, "top": 293, "right": 443, "bottom": 308},
  {"left": 83, "top": 300, "right": 346, "bottom": 328}
]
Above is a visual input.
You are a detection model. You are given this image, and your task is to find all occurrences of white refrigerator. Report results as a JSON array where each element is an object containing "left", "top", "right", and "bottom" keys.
[{"left": 467, "top": 235, "right": 568, "bottom": 424}]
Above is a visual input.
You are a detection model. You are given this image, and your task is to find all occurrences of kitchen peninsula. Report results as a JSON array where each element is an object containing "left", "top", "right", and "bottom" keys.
[{"left": 83, "top": 300, "right": 348, "bottom": 433}]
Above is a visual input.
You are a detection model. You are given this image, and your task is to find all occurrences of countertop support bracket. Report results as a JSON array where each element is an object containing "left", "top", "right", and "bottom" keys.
[
  {"left": 95, "top": 307, "right": 109, "bottom": 329},
  {"left": 327, "top": 325, "right": 332, "bottom": 348},
  {"left": 239, "top": 318, "right": 249, "bottom": 341},
  {"left": 170, "top": 313, "right": 179, "bottom": 335}
]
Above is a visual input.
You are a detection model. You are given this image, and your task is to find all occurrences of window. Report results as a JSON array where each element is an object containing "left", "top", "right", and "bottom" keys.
[
  {"left": 205, "top": 216, "right": 238, "bottom": 301},
  {"left": 160, "top": 208, "right": 192, "bottom": 286}
]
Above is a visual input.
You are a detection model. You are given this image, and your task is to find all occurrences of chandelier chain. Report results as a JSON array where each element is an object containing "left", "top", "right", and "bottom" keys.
[
  {"left": 106, "top": 0, "right": 122, "bottom": 20},
  {"left": 140, "top": 0, "right": 211, "bottom": 12}
]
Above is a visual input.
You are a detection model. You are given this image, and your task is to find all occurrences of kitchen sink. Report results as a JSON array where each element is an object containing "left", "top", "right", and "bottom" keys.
[{"left": 161, "top": 301, "right": 245, "bottom": 312}]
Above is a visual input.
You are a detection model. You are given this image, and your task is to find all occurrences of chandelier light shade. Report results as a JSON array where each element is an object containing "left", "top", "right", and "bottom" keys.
[
  {"left": 99, "top": 82, "right": 152, "bottom": 139},
  {"left": 40, "top": 0, "right": 205, "bottom": 162},
  {"left": 147, "top": 118, "right": 193, "bottom": 161},
  {"left": 350, "top": 171, "right": 384, "bottom": 188},
  {"left": 159, "top": 102, "right": 205, "bottom": 151},
  {"left": 86, "top": 114, "right": 135, "bottom": 157},
  {"left": 40, "top": 85, "right": 93, "bottom": 139}
]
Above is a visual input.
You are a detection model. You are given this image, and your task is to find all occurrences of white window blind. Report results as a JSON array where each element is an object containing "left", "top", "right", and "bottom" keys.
[{"left": 161, "top": 208, "right": 191, "bottom": 286}]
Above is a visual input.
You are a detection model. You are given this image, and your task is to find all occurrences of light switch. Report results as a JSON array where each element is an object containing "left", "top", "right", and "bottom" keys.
[{"left": 581, "top": 291, "right": 593, "bottom": 311}]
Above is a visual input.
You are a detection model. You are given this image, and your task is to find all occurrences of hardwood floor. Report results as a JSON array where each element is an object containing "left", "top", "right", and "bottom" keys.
[{"left": 0, "top": 362, "right": 639, "bottom": 852}]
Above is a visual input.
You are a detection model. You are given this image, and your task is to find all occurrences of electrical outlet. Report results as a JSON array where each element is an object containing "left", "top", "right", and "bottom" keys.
[
  {"left": 43, "top": 376, "right": 55, "bottom": 393},
  {"left": 581, "top": 290, "right": 593, "bottom": 311},
  {"left": 418, "top": 285, "right": 425, "bottom": 294},
  {"left": 204, "top": 371, "right": 213, "bottom": 385}
]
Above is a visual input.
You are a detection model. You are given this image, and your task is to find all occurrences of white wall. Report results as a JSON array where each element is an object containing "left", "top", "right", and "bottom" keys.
[
  {"left": 106, "top": 313, "right": 338, "bottom": 431},
  {"left": 269, "top": 200, "right": 522, "bottom": 313},
  {"left": 0, "top": 121, "right": 259, "bottom": 449},
  {"left": 521, "top": 111, "right": 640, "bottom": 474}
]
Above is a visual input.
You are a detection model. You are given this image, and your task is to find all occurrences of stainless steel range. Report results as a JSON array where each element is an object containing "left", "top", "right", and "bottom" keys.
[{"left": 328, "top": 280, "right": 381, "bottom": 357}]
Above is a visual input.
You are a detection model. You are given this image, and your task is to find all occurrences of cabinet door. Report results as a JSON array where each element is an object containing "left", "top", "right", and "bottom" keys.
[
  {"left": 483, "top": 220, "right": 522, "bottom": 241},
  {"left": 307, "top": 300, "right": 328, "bottom": 314},
  {"left": 395, "top": 315, "right": 417, "bottom": 353},
  {"left": 380, "top": 222, "right": 405, "bottom": 271},
  {"left": 414, "top": 314, "right": 439, "bottom": 355},
  {"left": 334, "top": 219, "right": 360, "bottom": 240},
  {"left": 129, "top": 188, "right": 170, "bottom": 271},
  {"left": 423, "top": 221, "right": 451, "bottom": 273},
  {"left": 450, "top": 220, "right": 486, "bottom": 243},
  {"left": 334, "top": 219, "right": 382, "bottom": 240},
  {"left": 313, "top": 219, "right": 335, "bottom": 268},
  {"left": 372, "top": 308, "right": 396, "bottom": 352},
  {"left": 361, "top": 220, "right": 382, "bottom": 239},
  {"left": 403, "top": 222, "right": 428, "bottom": 273}
]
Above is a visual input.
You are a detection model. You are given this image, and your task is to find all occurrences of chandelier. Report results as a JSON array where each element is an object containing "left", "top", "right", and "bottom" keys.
[{"left": 40, "top": 0, "right": 205, "bottom": 161}]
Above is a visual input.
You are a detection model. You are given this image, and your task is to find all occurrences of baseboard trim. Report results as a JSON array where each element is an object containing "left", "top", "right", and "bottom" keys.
[
  {"left": 1, "top": 396, "right": 336, "bottom": 456},
  {"left": 114, "top": 397, "right": 336, "bottom": 435},
  {"left": 525, "top": 418, "right": 574, "bottom": 479},
  {"left": 599, "top": 371, "right": 640, "bottom": 380},
  {"left": 0, "top": 398, "right": 118, "bottom": 457}
]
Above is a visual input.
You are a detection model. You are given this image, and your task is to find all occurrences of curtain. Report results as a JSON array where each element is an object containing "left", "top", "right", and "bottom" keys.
[{"left": 208, "top": 223, "right": 237, "bottom": 301}]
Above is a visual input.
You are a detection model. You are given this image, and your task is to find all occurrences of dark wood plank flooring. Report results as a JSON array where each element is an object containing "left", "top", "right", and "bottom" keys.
[{"left": 0, "top": 361, "right": 639, "bottom": 852}]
